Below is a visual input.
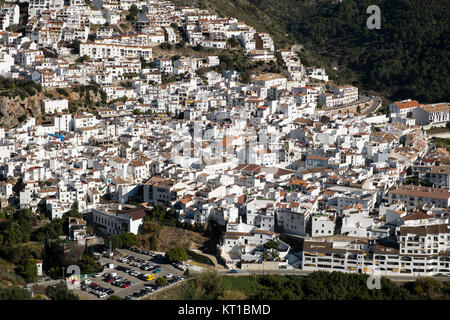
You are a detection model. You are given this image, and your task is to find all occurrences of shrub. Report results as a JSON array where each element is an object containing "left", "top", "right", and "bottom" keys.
[
  {"left": 166, "top": 247, "right": 187, "bottom": 262},
  {"left": 156, "top": 277, "right": 167, "bottom": 286}
]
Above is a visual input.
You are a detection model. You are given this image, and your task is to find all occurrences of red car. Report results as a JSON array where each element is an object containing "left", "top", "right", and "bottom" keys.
[
  {"left": 105, "top": 278, "right": 115, "bottom": 283},
  {"left": 122, "top": 283, "right": 130, "bottom": 288}
]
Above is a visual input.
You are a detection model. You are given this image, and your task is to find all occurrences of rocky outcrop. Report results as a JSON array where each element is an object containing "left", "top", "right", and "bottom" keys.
[{"left": 0, "top": 87, "right": 104, "bottom": 129}]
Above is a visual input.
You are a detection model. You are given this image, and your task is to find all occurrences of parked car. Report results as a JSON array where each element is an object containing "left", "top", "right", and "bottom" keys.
[
  {"left": 83, "top": 279, "right": 92, "bottom": 285},
  {"left": 165, "top": 273, "right": 173, "bottom": 279},
  {"left": 228, "top": 269, "right": 238, "bottom": 274},
  {"left": 94, "top": 272, "right": 103, "bottom": 278}
]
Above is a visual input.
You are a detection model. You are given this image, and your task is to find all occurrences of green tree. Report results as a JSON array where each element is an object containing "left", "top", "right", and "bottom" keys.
[
  {"left": 126, "top": 4, "right": 139, "bottom": 21},
  {"left": 45, "top": 281, "right": 79, "bottom": 300},
  {"left": 77, "top": 252, "right": 100, "bottom": 274},
  {"left": 108, "top": 235, "right": 122, "bottom": 250},
  {"left": 148, "top": 235, "right": 157, "bottom": 250},
  {"left": 63, "top": 202, "right": 82, "bottom": 219},
  {"left": 17, "top": 254, "right": 38, "bottom": 283},
  {"left": 166, "top": 247, "right": 187, "bottom": 263},
  {"left": 193, "top": 43, "right": 204, "bottom": 51},
  {"left": 42, "top": 240, "right": 66, "bottom": 279},
  {"left": 156, "top": 277, "right": 167, "bottom": 286},
  {"left": 120, "top": 233, "right": 138, "bottom": 248},
  {"left": 159, "top": 42, "right": 173, "bottom": 50},
  {"left": 75, "top": 55, "right": 89, "bottom": 63},
  {"left": 0, "top": 286, "right": 32, "bottom": 300},
  {"left": 227, "top": 37, "right": 240, "bottom": 48},
  {"left": 193, "top": 268, "right": 223, "bottom": 300},
  {"left": 107, "top": 295, "right": 122, "bottom": 300},
  {"left": 35, "top": 218, "right": 64, "bottom": 241},
  {"left": 263, "top": 240, "right": 279, "bottom": 250}
]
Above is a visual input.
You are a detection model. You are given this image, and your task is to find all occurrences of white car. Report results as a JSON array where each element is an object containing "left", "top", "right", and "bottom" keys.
[
  {"left": 83, "top": 279, "right": 92, "bottom": 284},
  {"left": 94, "top": 273, "right": 102, "bottom": 278},
  {"left": 165, "top": 273, "right": 173, "bottom": 279}
]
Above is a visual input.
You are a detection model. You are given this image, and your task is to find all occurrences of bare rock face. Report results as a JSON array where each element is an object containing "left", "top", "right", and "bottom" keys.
[
  {"left": 0, "top": 96, "right": 36, "bottom": 128},
  {"left": 0, "top": 88, "right": 103, "bottom": 129}
]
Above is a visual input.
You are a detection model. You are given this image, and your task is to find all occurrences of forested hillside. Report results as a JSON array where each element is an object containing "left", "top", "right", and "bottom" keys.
[{"left": 175, "top": 0, "right": 449, "bottom": 103}]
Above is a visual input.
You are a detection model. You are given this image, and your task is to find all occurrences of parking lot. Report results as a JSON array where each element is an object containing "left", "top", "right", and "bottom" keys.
[{"left": 73, "top": 248, "right": 187, "bottom": 300}]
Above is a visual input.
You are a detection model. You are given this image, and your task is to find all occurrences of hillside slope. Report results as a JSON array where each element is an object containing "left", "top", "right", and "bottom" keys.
[{"left": 176, "top": 0, "right": 449, "bottom": 103}]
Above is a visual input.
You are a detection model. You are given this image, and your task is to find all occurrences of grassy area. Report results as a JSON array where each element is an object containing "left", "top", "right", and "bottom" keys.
[
  {"left": 222, "top": 275, "right": 264, "bottom": 297},
  {"left": 13, "top": 242, "right": 44, "bottom": 260},
  {"left": 0, "top": 258, "right": 25, "bottom": 288},
  {"left": 186, "top": 250, "right": 214, "bottom": 266},
  {"left": 146, "top": 271, "right": 450, "bottom": 300},
  {"left": 145, "top": 279, "right": 193, "bottom": 300}
]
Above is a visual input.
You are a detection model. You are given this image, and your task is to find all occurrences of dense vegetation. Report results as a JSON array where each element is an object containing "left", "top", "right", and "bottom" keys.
[
  {"left": 45, "top": 281, "right": 79, "bottom": 300},
  {"left": 43, "top": 240, "right": 101, "bottom": 279},
  {"left": 106, "top": 232, "right": 139, "bottom": 250},
  {"left": 177, "top": 0, "right": 449, "bottom": 103},
  {"left": 405, "top": 176, "right": 433, "bottom": 187},
  {"left": 0, "top": 203, "right": 100, "bottom": 283},
  {"left": 0, "top": 76, "right": 42, "bottom": 100},
  {"left": 0, "top": 286, "right": 32, "bottom": 300},
  {"left": 180, "top": 270, "right": 450, "bottom": 300},
  {"left": 166, "top": 247, "right": 188, "bottom": 262}
]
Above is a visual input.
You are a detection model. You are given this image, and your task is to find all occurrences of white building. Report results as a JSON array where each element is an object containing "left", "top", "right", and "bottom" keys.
[
  {"left": 79, "top": 42, "right": 152, "bottom": 60},
  {"left": 92, "top": 205, "right": 146, "bottom": 236},
  {"left": 42, "top": 99, "right": 68, "bottom": 114}
]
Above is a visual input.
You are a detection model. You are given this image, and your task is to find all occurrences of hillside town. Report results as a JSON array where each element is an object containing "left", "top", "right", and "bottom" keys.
[{"left": 0, "top": 0, "right": 449, "bottom": 290}]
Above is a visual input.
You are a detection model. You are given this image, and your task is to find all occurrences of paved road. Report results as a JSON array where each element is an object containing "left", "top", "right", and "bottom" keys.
[
  {"left": 364, "top": 95, "right": 382, "bottom": 115},
  {"left": 326, "top": 95, "right": 371, "bottom": 112}
]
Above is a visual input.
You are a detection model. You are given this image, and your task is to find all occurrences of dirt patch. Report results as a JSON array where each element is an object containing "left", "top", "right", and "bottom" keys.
[{"left": 155, "top": 226, "right": 210, "bottom": 252}]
